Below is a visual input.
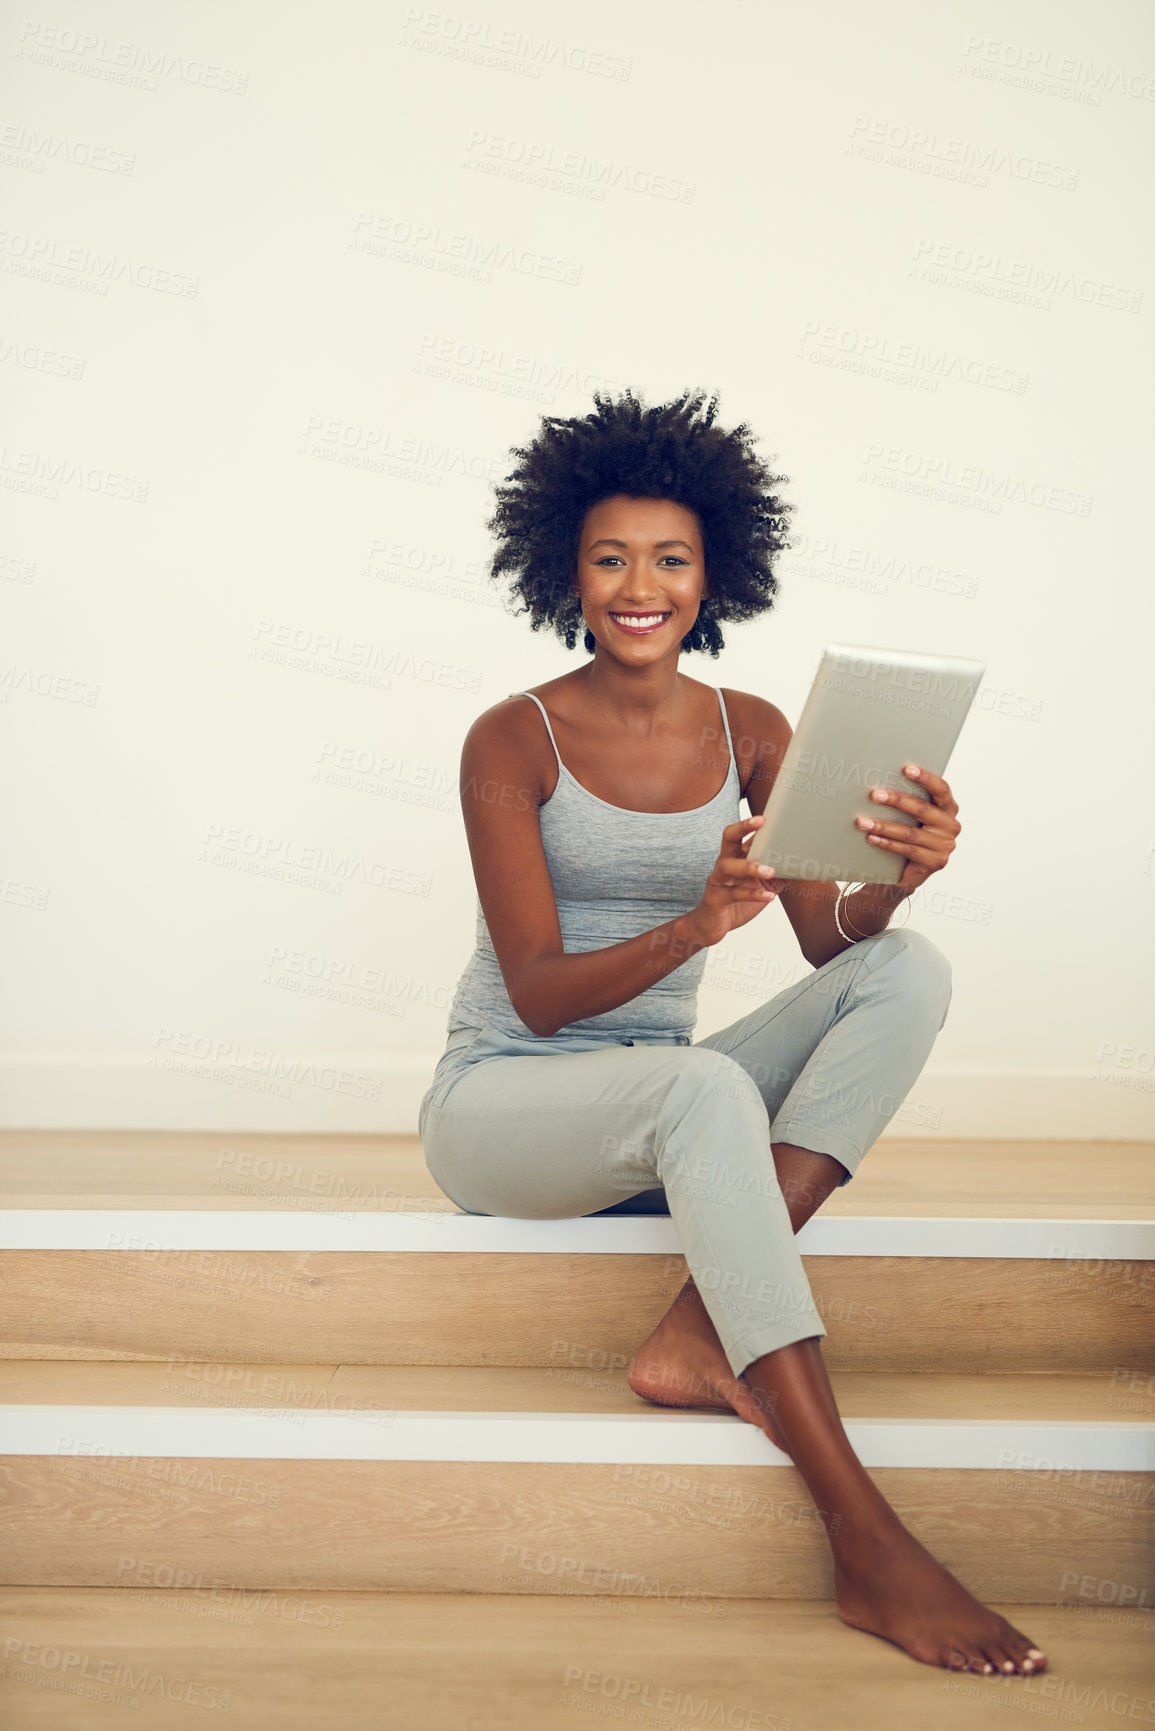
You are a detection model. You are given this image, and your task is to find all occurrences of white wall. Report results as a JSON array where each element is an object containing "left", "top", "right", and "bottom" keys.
[{"left": 3, "top": 0, "right": 1153, "bottom": 1135}]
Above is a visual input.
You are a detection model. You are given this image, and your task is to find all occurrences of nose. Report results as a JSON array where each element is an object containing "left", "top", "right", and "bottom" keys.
[{"left": 614, "top": 589, "right": 669, "bottom": 608}]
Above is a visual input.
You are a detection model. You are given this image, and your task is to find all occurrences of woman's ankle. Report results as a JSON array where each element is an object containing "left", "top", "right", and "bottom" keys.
[{"left": 826, "top": 1497, "right": 915, "bottom": 1569}]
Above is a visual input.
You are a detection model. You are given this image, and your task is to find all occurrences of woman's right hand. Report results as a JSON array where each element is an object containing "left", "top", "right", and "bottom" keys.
[{"left": 682, "top": 815, "right": 781, "bottom": 948}]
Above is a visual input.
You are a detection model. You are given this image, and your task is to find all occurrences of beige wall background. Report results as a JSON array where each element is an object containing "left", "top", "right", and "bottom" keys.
[{"left": 2, "top": 0, "right": 1152, "bottom": 1135}]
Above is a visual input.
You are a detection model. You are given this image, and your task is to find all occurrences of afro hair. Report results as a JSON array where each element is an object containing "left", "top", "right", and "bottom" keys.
[{"left": 486, "top": 387, "right": 795, "bottom": 658}]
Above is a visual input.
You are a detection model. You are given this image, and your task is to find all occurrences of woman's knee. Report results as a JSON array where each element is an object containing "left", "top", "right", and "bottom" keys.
[
  {"left": 868, "top": 926, "right": 952, "bottom": 1025},
  {"left": 656, "top": 1048, "right": 771, "bottom": 1182},
  {"left": 665, "top": 1045, "right": 767, "bottom": 1114}
]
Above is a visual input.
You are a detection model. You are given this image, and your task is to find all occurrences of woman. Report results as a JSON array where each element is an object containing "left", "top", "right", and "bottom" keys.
[{"left": 419, "top": 389, "right": 1046, "bottom": 1677}]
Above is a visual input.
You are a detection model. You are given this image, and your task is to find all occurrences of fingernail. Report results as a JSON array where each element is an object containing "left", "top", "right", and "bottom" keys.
[
  {"left": 1026, "top": 1649, "right": 1044, "bottom": 1660},
  {"left": 858, "top": 818, "right": 875, "bottom": 830},
  {"left": 904, "top": 764, "right": 919, "bottom": 776}
]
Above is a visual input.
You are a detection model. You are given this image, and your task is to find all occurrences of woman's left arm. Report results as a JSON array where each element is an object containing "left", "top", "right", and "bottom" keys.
[
  {"left": 732, "top": 693, "right": 962, "bottom": 969},
  {"left": 789, "top": 764, "right": 962, "bottom": 968}
]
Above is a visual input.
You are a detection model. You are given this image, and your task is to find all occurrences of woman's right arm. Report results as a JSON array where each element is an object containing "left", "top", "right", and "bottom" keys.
[{"left": 460, "top": 703, "right": 780, "bottom": 1038}]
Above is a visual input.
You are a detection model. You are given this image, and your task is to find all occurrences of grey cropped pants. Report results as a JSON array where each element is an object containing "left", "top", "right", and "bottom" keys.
[{"left": 419, "top": 927, "right": 952, "bottom": 1379}]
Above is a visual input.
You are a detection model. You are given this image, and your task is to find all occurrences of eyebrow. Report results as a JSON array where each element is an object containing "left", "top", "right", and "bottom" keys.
[{"left": 587, "top": 538, "right": 695, "bottom": 552}]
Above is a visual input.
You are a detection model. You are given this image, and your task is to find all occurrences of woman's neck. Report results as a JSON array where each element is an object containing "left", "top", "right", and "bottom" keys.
[{"left": 576, "top": 654, "right": 689, "bottom": 726}]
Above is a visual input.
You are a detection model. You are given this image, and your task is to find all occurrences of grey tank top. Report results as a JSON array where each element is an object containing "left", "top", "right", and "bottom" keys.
[{"left": 446, "top": 686, "right": 743, "bottom": 1041}]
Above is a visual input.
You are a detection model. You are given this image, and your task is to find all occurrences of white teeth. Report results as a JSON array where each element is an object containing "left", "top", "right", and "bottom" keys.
[{"left": 612, "top": 613, "right": 668, "bottom": 628}]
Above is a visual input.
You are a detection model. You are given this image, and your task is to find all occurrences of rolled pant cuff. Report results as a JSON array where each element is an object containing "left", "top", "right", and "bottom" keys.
[
  {"left": 765, "top": 1116, "right": 864, "bottom": 1183},
  {"left": 722, "top": 1313, "right": 828, "bottom": 1382}
]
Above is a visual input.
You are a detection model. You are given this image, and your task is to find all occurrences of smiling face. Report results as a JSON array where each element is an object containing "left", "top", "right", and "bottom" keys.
[{"left": 573, "top": 495, "right": 708, "bottom": 660}]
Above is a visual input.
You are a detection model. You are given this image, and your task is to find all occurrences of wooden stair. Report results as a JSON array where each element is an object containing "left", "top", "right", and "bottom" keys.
[
  {"left": 2, "top": 1361, "right": 1153, "bottom": 1600},
  {"left": 1, "top": 1131, "right": 1152, "bottom": 1723},
  {"left": 3, "top": 1133, "right": 1152, "bottom": 1375}
]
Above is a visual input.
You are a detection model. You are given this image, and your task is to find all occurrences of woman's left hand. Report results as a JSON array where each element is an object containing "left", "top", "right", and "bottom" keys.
[{"left": 855, "top": 764, "right": 961, "bottom": 895}]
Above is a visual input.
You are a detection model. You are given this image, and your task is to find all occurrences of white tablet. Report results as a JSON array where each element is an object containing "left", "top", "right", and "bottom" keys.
[{"left": 746, "top": 643, "right": 986, "bottom": 884}]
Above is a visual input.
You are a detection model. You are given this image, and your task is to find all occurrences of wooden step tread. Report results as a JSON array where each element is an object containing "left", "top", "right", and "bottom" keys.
[
  {"left": 3, "top": 1361, "right": 1153, "bottom": 1422},
  {"left": 3, "top": 1130, "right": 1152, "bottom": 1218},
  {"left": 2, "top": 1590, "right": 1150, "bottom": 1731}
]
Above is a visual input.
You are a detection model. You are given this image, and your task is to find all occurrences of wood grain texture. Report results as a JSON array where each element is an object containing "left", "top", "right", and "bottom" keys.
[
  {"left": 3, "top": 1251, "right": 1152, "bottom": 1372},
  {"left": 2, "top": 1130, "right": 1152, "bottom": 1217},
  {"left": 1, "top": 1360, "right": 1149, "bottom": 1423},
  {"left": 0, "top": 1130, "right": 451, "bottom": 1211},
  {"left": 1, "top": 1590, "right": 1150, "bottom": 1731},
  {"left": 1, "top": 1456, "right": 1151, "bottom": 1601}
]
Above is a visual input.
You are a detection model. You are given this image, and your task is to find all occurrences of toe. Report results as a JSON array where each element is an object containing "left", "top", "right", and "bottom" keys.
[
  {"left": 981, "top": 1634, "right": 1016, "bottom": 1670},
  {"left": 944, "top": 1646, "right": 986, "bottom": 1674},
  {"left": 1002, "top": 1624, "right": 1047, "bottom": 1672}
]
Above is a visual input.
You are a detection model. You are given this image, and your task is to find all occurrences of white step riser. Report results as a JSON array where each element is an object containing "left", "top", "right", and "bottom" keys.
[
  {"left": 7, "top": 1407, "right": 1154, "bottom": 1472},
  {"left": 3, "top": 1211, "right": 1152, "bottom": 1258}
]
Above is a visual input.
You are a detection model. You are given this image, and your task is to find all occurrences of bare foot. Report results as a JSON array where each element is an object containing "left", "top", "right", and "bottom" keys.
[
  {"left": 626, "top": 1280, "right": 788, "bottom": 1451},
  {"left": 835, "top": 1513, "right": 1048, "bottom": 1675}
]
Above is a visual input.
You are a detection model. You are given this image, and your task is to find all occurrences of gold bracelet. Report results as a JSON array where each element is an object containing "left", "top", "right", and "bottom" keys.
[
  {"left": 842, "top": 884, "right": 912, "bottom": 939},
  {"left": 833, "top": 883, "right": 863, "bottom": 944}
]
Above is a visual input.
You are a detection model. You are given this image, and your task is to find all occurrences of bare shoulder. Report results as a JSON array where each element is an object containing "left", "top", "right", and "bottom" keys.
[
  {"left": 465, "top": 690, "right": 542, "bottom": 739},
  {"left": 464, "top": 669, "right": 591, "bottom": 755},
  {"left": 719, "top": 686, "right": 792, "bottom": 749},
  {"left": 712, "top": 687, "right": 790, "bottom": 801},
  {"left": 465, "top": 669, "right": 582, "bottom": 733},
  {"left": 461, "top": 691, "right": 553, "bottom": 809}
]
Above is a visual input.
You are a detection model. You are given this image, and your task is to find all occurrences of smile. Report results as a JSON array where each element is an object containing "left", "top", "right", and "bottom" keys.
[{"left": 609, "top": 612, "right": 672, "bottom": 635}]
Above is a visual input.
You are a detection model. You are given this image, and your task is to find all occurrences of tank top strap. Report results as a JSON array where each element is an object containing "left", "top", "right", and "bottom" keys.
[
  {"left": 510, "top": 690, "right": 564, "bottom": 776},
  {"left": 714, "top": 685, "right": 735, "bottom": 772}
]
